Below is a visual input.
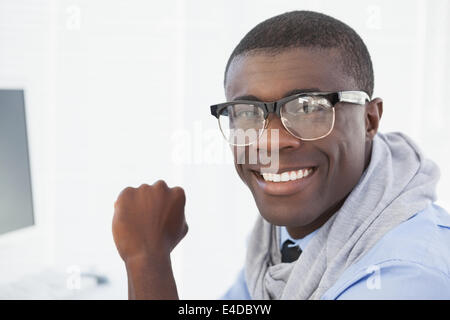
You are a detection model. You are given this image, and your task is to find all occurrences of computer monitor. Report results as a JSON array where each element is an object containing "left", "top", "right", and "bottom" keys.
[
  {"left": 0, "top": 89, "right": 35, "bottom": 235},
  {"left": 0, "top": 89, "right": 52, "bottom": 282}
]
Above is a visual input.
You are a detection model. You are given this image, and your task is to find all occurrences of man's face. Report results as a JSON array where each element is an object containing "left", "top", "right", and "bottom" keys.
[{"left": 225, "top": 48, "right": 381, "bottom": 238}]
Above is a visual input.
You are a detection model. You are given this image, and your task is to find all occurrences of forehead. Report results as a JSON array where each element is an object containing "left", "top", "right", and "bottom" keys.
[{"left": 225, "top": 48, "right": 356, "bottom": 101}]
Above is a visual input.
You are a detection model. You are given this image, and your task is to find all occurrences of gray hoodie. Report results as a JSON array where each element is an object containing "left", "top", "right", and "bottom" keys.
[{"left": 244, "top": 131, "right": 441, "bottom": 299}]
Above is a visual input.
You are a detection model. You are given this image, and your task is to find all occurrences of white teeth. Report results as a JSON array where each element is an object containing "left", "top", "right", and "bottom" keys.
[
  {"left": 281, "top": 172, "right": 290, "bottom": 182},
  {"left": 261, "top": 167, "right": 315, "bottom": 182}
]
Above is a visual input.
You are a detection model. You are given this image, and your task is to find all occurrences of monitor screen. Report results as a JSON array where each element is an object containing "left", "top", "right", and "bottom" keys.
[{"left": 0, "top": 89, "right": 34, "bottom": 235}]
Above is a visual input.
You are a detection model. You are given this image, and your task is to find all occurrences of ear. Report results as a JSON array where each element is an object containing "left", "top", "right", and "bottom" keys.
[{"left": 365, "top": 97, "right": 383, "bottom": 141}]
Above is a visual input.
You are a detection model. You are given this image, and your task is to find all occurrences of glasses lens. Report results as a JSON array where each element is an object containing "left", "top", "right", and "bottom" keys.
[
  {"left": 218, "top": 104, "right": 265, "bottom": 145},
  {"left": 280, "top": 96, "right": 334, "bottom": 140}
]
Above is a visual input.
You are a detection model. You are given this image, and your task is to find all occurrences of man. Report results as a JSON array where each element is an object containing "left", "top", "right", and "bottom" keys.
[{"left": 112, "top": 11, "right": 450, "bottom": 299}]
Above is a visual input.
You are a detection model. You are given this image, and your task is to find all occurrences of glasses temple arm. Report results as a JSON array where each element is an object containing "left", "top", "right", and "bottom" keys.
[{"left": 338, "top": 91, "right": 370, "bottom": 105}]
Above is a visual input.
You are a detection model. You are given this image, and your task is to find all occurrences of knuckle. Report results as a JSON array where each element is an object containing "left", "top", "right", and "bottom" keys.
[
  {"left": 172, "top": 186, "right": 185, "bottom": 196},
  {"left": 118, "top": 186, "right": 135, "bottom": 199},
  {"left": 153, "top": 179, "right": 168, "bottom": 189},
  {"left": 122, "top": 186, "right": 134, "bottom": 193},
  {"left": 172, "top": 186, "right": 186, "bottom": 203}
]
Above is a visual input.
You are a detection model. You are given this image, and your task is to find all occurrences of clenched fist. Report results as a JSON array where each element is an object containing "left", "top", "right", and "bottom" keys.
[{"left": 112, "top": 180, "right": 188, "bottom": 264}]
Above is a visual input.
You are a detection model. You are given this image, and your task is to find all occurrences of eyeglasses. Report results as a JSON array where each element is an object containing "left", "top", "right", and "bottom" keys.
[{"left": 210, "top": 91, "right": 370, "bottom": 146}]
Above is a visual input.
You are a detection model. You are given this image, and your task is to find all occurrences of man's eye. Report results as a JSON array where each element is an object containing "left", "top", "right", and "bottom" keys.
[
  {"left": 297, "top": 103, "right": 317, "bottom": 114},
  {"left": 302, "top": 103, "right": 322, "bottom": 113},
  {"left": 237, "top": 110, "right": 258, "bottom": 118}
]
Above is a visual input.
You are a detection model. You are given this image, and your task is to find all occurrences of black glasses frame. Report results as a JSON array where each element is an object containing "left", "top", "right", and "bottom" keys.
[{"left": 210, "top": 90, "right": 370, "bottom": 119}]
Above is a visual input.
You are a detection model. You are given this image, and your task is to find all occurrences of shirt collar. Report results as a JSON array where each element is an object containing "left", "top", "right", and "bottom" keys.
[{"left": 279, "top": 226, "right": 319, "bottom": 251}]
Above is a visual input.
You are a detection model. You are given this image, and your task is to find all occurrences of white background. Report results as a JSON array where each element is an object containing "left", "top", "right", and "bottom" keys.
[{"left": 0, "top": 0, "right": 449, "bottom": 299}]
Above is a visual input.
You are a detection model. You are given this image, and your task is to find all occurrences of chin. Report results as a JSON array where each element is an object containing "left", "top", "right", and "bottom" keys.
[{"left": 255, "top": 200, "right": 318, "bottom": 227}]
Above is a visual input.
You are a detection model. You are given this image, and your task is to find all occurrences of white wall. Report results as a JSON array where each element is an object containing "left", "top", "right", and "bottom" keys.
[
  {"left": 0, "top": 0, "right": 57, "bottom": 281},
  {"left": 0, "top": 0, "right": 449, "bottom": 298}
]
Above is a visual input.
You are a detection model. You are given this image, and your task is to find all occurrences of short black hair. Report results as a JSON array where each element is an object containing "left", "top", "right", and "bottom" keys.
[{"left": 224, "top": 10, "right": 374, "bottom": 97}]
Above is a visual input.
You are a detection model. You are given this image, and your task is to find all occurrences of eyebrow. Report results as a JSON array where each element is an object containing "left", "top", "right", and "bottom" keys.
[{"left": 232, "top": 88, "right": 322, "bottom": 102}]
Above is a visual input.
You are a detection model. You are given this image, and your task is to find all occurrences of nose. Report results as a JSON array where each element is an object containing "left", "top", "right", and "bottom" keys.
[{"left": 254, "top": 113, "right": 302, "bottom": 152}]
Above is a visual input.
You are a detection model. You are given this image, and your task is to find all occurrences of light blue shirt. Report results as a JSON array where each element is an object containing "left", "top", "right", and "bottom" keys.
[
  {"left": 279, "top": 225, "right": 318, "bottom": 251},
  {"left": 221, "top": 203, "right": 450, "bottom": 299}
]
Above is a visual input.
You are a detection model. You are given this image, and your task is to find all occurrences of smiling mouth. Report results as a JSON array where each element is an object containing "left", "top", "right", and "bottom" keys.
[
  {"left": 251, "top": 166, "right": 318, "bottom": 196},
  {"left": 260, "top": 167, "right": 315, "bottom": 182}
]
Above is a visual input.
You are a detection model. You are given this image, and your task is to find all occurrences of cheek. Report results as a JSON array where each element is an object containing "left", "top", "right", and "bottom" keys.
[
  {"left": 232, "top": 145, "right": 250, "bottom": 185},
  {"left": 334, "top": 108, "right": 367, "bottom": 155},
  {"left": 323, "top": 111, "right": 367, "bottom": 190}
]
